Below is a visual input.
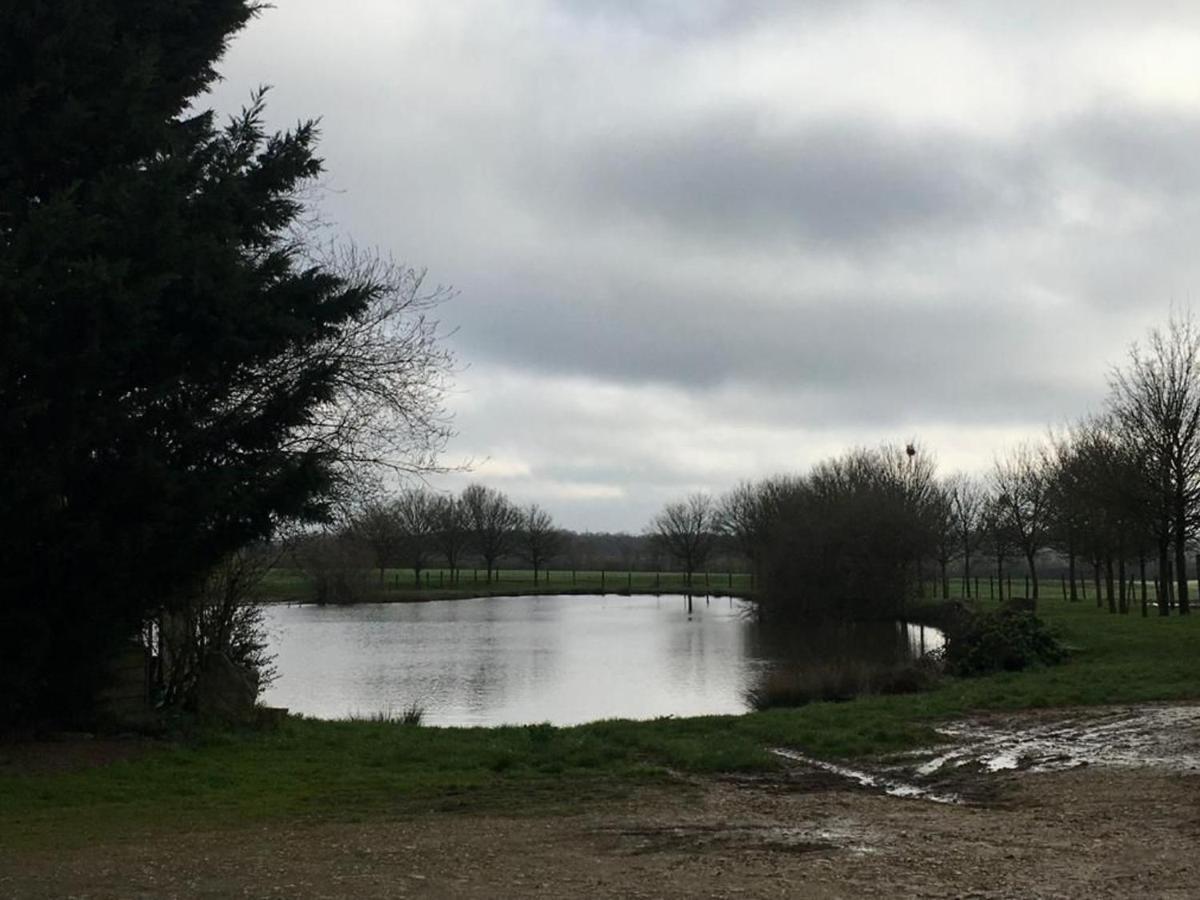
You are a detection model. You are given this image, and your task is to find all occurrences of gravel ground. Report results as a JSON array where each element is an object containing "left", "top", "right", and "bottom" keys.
[{"left": 4, "top": 763, "right": 1199, "bottom": 899}]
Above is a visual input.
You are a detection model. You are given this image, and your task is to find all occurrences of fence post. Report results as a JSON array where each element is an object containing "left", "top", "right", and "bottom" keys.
[
  {"left": 627, "top": 570, "right": 632, "bottom": 591},
  {"left": 601, "top": 569, "right": 606, "bottom": 591}
]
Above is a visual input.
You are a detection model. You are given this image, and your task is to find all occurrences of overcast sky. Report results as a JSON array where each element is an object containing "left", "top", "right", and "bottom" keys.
[{"left": 206, "top": 1, "right": 1200, "bottom": 531}]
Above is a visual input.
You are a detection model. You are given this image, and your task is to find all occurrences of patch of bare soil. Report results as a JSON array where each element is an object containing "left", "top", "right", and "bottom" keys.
[
  {"left": 3, "top": 768, "right": 1198, "bottom": 898},
  {"left": 3, "top": 706, "right": 1200, "bottom": 899}
]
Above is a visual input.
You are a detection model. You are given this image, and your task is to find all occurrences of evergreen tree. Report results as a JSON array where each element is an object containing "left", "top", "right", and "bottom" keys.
[{"left": 0, "top": 2, "right": 408, "bottom": 725}]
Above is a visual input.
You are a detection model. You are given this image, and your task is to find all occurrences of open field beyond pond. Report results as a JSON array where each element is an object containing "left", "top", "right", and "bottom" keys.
[{"left": 2, "top": 598, "right": 1199, "bottom": 897}]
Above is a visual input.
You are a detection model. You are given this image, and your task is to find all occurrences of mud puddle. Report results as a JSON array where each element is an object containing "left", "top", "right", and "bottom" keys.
[
  {"left": 771, "top": 747, "right": 962, "bottom": 804},
  {"left": 773, "top": 703, "right": 1200, "bottom": 805},
  {"left": 911, "top": 703, "right": 1200, "bottom": 775}
]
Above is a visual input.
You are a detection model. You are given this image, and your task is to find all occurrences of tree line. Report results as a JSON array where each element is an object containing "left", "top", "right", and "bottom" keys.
[
  {"left": 649, "top": 314, "right": 1200, "bottom": 621},
  {"left": 305, "top": 484, "right": 761, "bottom": 602},
  {"left": 300, "top": 485, "right": 563, "bottom": 600}
]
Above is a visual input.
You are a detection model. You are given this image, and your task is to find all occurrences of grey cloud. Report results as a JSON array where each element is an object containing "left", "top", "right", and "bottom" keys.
[
  {"left": 448, "top": 266, "right": 1101, "bottom": 427},
  {"left": 548, "top": 0, "right": 839, "bottom": 39},
  {"left": 533, "top": 113, "right": 1044, "bottom": 248},
  {"left": 204, "top": 2, "right": 1200, "bottom": 529},
  {"left": 1057, "top": 108, "right": 1200, "bottom": 199}
]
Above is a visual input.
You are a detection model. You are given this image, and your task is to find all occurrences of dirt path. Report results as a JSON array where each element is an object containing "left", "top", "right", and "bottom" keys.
[{"left": 4, "top": 764, "right": 1199, "bottom": 899}]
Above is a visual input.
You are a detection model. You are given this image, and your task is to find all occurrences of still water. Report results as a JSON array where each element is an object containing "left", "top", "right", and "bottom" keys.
[{"left": 261, "top": 594, "right": 943, "bottom": 726}]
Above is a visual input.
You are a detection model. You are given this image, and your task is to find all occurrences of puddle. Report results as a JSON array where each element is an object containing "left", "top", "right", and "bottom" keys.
[
  {"left": 771, "top": 747, "right": 961, "bottom": 805},
  {"left": 914, "top": 704, "right": 1200, "bottom": 775},
  {"left": 772, "top": 704, "right": 1200, "bottom": 805}
]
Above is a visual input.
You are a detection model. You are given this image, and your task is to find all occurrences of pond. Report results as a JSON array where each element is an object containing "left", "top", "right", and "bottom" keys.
[{"left": 261, "top": 594, "right": 944, "bottom": 726}]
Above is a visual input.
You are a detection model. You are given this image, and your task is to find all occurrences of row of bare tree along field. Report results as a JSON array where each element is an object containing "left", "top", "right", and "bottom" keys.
[
  {"left": 299, "top": 314, "right": 1200, "bottom": 621},
  {"left": 644, "top": 314, "right": 1200, "bottom": 622}
]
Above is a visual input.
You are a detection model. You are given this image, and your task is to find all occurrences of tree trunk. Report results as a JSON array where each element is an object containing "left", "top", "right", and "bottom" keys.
[
  {"left": 940, "top": 560, "right": 949, "bottom": 600},
  {"left": 1140, "top": 555, "right": 1148, "bottom": 617},
  {"left": 1175, "top": 531, "right": 1191, "bottom": 615},
  {"left": 1159, "top": 539, "right": 1171, "bottom": 616},
  {"left": 1067, "top": 546, "right": 1078, "bottom": 602},
  {"left": 1093, "top": 562, "right": 1102, "bottom": 610},
  {"left": 1105, "top": 557, "right": 1116, "bottom": 614},
  {"left": 1117, "top": 556, "right": 1127, "bottom": 614},
  {"left": 1025, "top": 553, "right": 1038, "bottom": 603}
]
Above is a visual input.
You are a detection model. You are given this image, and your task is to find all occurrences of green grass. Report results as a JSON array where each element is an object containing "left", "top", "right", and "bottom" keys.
[{"left": 2, "top": 596, "right": 1197, "bottom": 849}]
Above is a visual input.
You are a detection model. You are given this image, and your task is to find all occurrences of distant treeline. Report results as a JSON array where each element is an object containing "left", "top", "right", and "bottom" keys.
[
  {"left": 678, "top": 314, "right": 1200, "bottom": 622},
  {"left": 313, "top": 314, "right": 1200, "bottom": 620},
  {"left": 292, "top": 485, "right": 748, "bottom": 602}
]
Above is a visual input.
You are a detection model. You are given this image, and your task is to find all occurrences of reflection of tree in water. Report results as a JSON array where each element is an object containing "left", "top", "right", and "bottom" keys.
[
  {"left": 746, "top": 619, "right": 923, "bottom": 668},
  {"left": 740, "top": 618, "right": 945, "bottom": 707}
]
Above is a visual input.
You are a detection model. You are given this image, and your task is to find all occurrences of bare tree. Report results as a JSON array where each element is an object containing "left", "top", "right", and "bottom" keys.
[
  {"left": 461, "top": 484, "right": 521, "bottom": 582},
  {"left": 948, "top": 473, "right": 986, "bottom": 598},
  {"left": 1108, "top": 312, "right": 1200, "bottom": 615},
  {"left": 981, "top": 496, "right": 1015, "bottom": 599},
  {"left": 351, "top": 501, "right": 403, "bottom": 583},
  {"left": 718, "top": 476, "right": 800, "bottom": 582},
  {"left": 288, "top": 246, "right": 457, "bottom": 504},
  {"left": 432, "top": 494, "right": 471, "bottom": 584},
  {"left": 929, "top": 482, "right": 957, "bottom": 599},
  {"left": 1045, "top": 429, "right": 1087, "bottom": 603},
  {"left": 1068, "top": 417, "right": 1157, "bottom": 614},
  {"left": 991, "top": 442, "right": 1052, "bottom": 603},
  {"left": 156, "top": 544, "right": 279, "bottom": 710},
  {"left": 393, "top": 487, "right": 439, "bottom": 586},
  {"left": 648, "top": 494, "right": 719, "bottom": 589},
  {"left": 517, "top": 504, "right": 564, "bottom": 584}
]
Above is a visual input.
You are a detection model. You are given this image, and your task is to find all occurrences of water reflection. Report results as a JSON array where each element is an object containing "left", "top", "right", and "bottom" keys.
[{"left": 262, "top": 595, "right": 943, "bottom": 726}]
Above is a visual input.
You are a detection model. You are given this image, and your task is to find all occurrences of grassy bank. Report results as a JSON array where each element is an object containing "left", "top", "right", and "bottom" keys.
[{"left": 2, "top": 596, "right": 1197, "bottom": 850}]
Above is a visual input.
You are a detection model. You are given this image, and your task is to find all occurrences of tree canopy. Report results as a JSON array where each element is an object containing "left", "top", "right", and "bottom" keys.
[{"left": 0, "top": 2, "right": 450, "bottom": 726}]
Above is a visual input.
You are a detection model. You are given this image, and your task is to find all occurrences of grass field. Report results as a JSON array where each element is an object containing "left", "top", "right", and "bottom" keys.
[{"left": 2, "top": 593, "right": 1197, "bottom": 850}]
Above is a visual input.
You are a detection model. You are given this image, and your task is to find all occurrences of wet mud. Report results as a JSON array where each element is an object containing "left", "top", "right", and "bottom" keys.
[{"left": 773, "top": 703, "right": 1200, "bottom": 807}]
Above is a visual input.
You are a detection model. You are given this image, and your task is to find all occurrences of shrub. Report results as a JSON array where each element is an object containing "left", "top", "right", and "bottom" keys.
[{"left": 944, "top": 608, "right": 1067, "bottom": 677}]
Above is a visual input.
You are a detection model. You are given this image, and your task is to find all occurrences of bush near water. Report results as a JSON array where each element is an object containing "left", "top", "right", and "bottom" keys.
[{"left": 944, "top": 607, "right": 1068, "bottom": 677}]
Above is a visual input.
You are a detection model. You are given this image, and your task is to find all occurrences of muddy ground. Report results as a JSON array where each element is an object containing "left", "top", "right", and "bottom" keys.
[{"left": 4, "top": 706, "right": 1200, "bottom": 899}]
